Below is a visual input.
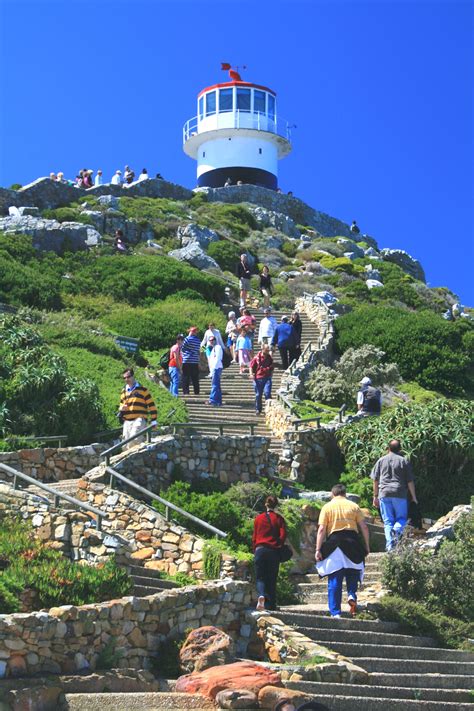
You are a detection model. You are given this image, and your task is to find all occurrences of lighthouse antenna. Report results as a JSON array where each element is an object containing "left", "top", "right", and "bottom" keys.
[{"left": 220, "top": 62, "right": 246, "bottom": 81}]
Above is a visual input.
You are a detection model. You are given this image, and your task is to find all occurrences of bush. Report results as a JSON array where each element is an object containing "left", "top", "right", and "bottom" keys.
[
  {"left": 0, "top": 517, "right": 132, "bottom": 613},
  {"left": 336, "top": 399, "right": 474, "bottom": 518},
  {"left": 281, "top": 241, "right": 298, "bottom": 258},
  {"left": 119, "top": 196, "right": 188, "bottom": 223},
  {"left": 0, "top": 249, "right": 62, "bottom": 310},
  {"left": 375, "top": 595, "right": 473, "bottom": 650},
  {"left": 335, "top": 305, "right": 474, "bottom": 396},
  {"left": 306, "top": 345, "right": 400, "bottom": 407},
  {"left": 207, "top": 240, "right": 242, "bottom": 272},
  {"left": 0, "top": 315, "right": 105, "bottom": 443},
  {"left": 66, "top": 254, "right": 226, "bottom": 306},
  {"left": 102, "top": 298, "right": 225, "bottom": 350},
  {"left": 42, "top": 207, "right": 94, "bottom": 224},
  {"left": 195, "top": 203, "right": 258, "bottom": 240}
]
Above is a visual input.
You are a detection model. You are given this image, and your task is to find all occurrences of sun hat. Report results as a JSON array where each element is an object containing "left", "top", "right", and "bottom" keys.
[
  {"left": 281, "top": 315, "right": 289, "bottom": 322},
  {"left": 360, "top": 376, "right": 372, "bottom": 386}
]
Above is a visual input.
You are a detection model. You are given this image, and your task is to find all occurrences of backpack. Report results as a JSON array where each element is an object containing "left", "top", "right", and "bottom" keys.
[
  {"left": 159, "top": 350, "right": 170, "bottom": 370},
  {"left": 222, "top": 347, "right": 232, "bottom": 369},
  {"left": 363, "top": 386, "right": 381, "bottom": 414}
]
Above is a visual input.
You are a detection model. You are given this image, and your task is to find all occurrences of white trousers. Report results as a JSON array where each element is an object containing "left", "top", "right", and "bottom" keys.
[{"left": 122, "top": 417, "right": 147, "bottom": 449}]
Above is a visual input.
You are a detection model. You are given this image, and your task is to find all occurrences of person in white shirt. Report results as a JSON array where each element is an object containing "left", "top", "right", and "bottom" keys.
[
  {"left": 207, "top": 336, "right": 223, "bottom": 406},
  {"left": 225, "top": 311, "right": 238, "bottom": 362},
  {"left": 138, "top": 168, "right": 149, "bottom": 182},
  {"left": 258, "top": 308, "right": 277, "bottom": 348},
  {"left": 111, "top": 170, "right": 122, "bottom": 185},
  {"left": 201, "top": 323, "right": 225, "bottom": 377},
  {"left": 94, "top": 170, "right": 103, "bottom": 186}
]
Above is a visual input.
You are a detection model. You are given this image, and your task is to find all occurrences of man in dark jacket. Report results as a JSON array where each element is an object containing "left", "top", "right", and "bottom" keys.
[
  {"left": 271, "top": 316, "right": 295, "bottom": 370},
  {"left": 250, "top": 343, "right": 274, "bottom": 414},
  {"left": 356, "top": 376, "right": 381, "bottom": 416}
]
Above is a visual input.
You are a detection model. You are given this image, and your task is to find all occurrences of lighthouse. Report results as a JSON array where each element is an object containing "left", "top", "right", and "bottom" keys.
[{"left": 183, "top": 64, "right": 292, "bottom": 190}]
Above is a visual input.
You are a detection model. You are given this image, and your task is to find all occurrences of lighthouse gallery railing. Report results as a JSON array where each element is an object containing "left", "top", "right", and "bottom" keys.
[{"left": 183, "top": 111, "right": 293, "bottom": 144}]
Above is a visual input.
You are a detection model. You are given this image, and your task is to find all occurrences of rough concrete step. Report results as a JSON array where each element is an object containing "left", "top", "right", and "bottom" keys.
[
  {"left": 128, "top": 565, "right": 175, "bottom": 580},
  {"left": 64, "top": 691, "right": 214, "bottom": 709},
  {"left": 354, "top": 657, "right": 474, "bottom": 675},
  {"left": 132, "top": 585, "right": 174, "bottom": 597},
  {"left": 296, "top": 625, "right": 437, "bottom": 648},
  {"left": 284, "top": 680, "right": 473, "bottom": 704},
  {"left": 301, "top": 572, "right": 383, "bottom": 583},
  {"left": 276, "top": 610, "right": 401, "bottom": 633},
  {"left": 130, "top": 575, "right": 179, "bottom": 590},
  {"left": 368, "top": 671, "right": 474, "bottom": 690},
  {"left": 321, "top": 640, "right": 474, "bottom": 662},
  {"left": 285, "top": 693, "right": 473, "bottom": 710}
]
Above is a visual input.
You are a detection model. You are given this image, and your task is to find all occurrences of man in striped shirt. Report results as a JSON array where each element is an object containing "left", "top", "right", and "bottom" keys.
[
  {"left": 119, "top": 368, "right": 157, "bottom": 448},
  {"left": 181, "top": 326, "right": 201, "bottom": 395}
]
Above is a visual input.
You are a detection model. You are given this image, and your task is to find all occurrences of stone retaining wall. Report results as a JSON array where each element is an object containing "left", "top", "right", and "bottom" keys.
[
  {"left": 0, "top": 444, "right": 106, "bottom": 483},
  {"left": 100, "top": 432, "right": 276, "bottom": 491},
  {"left": 0, "top": 580, "right": 252, "bottom": 678}
]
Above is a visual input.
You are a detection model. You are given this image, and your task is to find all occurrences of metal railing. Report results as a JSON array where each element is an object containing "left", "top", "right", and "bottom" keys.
[
  {"left": 290, "top": 403, "right": 347, "bottom": 431},
  {"left": 16, "top": 434, "right": 68, "bottom": 448},
  {"left": 105, "top": 466, "right": 226, "bottom": 539},
  {"left": 101, "top": 424, "right": 155, "bottom": 466},
  {"left": 0, "top": 463, "right": 106, "bottom": 530},
  {"left": 183, "top": 111, "right": 292, "bottom": 144},
  {"left": 171, "top": 422, "right": 257, "bottom": 436}
]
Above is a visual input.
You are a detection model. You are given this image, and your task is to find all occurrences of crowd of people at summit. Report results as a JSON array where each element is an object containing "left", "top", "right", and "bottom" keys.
[{"left": 48, "top": 166, "right": 164, "bottom": 187}]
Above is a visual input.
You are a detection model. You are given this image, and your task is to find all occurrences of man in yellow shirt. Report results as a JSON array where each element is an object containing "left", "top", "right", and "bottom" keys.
[{"left": 315, "top": 483, "right": 370, "bottom": 618}]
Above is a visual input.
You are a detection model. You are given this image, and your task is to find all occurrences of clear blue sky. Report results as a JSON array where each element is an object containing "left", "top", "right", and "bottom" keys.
[{"left": 1, "top": 0, "right": 472, "bottom": 302}]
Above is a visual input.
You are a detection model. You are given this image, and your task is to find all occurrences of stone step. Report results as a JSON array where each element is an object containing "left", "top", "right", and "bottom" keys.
[
  {"left": 301, "top": 571, "right": 383, "bottom": 583},
  {"left": 296, "top": 625, "right": 437, "bottom": 648},
  {"left": 354, "top": 657, "right": 474, "bottom": 675},
  {"left": 319, "top": 640, "right": 474, "bottom": 662},
  {"left": 64, "top": 691, "right": 214, "bottom": 710},
  {"left": 276, "top": 609, "right": 402, "bottom": 633},
  {"left": 285, "top": 693, "right": 473, "bottom": 710},
  {"left": 368, "top": 671, "right": 474, "bottom": 690},
  {"left": 284, "top": 680, "right": 473, "bottom": 704},
  {"left": 132, "top": 585, "right": 172, "bottom": 597}
]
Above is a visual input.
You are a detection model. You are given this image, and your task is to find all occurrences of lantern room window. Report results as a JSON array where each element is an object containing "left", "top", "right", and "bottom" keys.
[
  {"left": 198, "top": 96, "right": 204, "bottom": 120},
  {"left": 237, "top": 88, "right": 251, "bottom": 112},
  {"left": 254, "top": 90, "right": 266, "bottom": 114},
  {"left": 205, "top": 91, "right": 216, "bottom": 116},
  {"left": 219, "top": 88, "right": 233, "bottom": 112},
  {"left": 268, "top": 94, "right": 275, "bottom": 121}
]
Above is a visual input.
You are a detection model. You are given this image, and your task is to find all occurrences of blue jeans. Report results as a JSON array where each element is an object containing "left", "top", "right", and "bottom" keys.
[
  {"left": 380, "top": 497, "right": 408, "bottom": 550},
  {"left": 254, "top": 377, "right": 272, "bottom": 413},
  {"left": 254, "top": 546, "right": 280, "bottom": 610},
  {"left": 327, "top": 568, "right": 360, "bottom": 616},
  {"left": 169, "top": 366, "right": 180, "bottom": 397},
  {"left": 209, "top": 368, "right": 222, "bottom": 405}
]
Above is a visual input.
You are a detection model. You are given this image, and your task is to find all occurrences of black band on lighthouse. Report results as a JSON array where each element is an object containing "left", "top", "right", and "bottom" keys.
[{"left": 197, "top": 167, "right": 277, "bottom": 190}]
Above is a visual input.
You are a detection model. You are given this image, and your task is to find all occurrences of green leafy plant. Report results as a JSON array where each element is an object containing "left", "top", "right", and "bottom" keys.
[
  {"left": 207, "top": 239, "right": 242, "bottom": 272},
  {"left": 96, "top": 638, "right": 122, "bottom": 670}
]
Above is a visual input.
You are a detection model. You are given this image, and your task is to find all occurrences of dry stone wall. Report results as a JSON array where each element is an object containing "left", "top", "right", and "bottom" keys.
[
  {"left": 0, "top": 580, "right": 252, "bottom": 678},
  {"left": 0, "top": 444, "right": 105, "bottom": 483}
]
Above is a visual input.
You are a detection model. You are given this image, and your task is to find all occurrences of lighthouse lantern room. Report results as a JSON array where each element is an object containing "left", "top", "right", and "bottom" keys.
[{"left": 183, "top": 64, "right": 292, "bottom": 190}]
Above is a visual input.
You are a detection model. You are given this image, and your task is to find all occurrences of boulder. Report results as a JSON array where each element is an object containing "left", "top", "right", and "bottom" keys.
[
  {"left": 366, "top": 279, "right": 384, "bottom": 289},
  {"left": 247, "top": 205, "right": 300, "bottom": 237},
  {"left": 419, "top": 504, "right": 472, "bottom": 551},
  {"left": 215, "top": 688, "right": 259, "bottom": 708},
  {"left": 364, "top": 246, "right": 381, "bottom": 258},
  {"left": 337, "top": 238, "right": 365, "bottom": 258},
  {"left": 303, "top": 261, "right": 332, "bottom": 276},
  {"left": 299, "top": 490, "right": 360, "bottom": 504},
  {"left": 97, "top": 195, "right": 120, "bottom": 209},
  {"left": 177, "top": 223, "right": 220, "bottom": 249},
  {"left": 168, "top": 242, "right": 221, "bottom": 271},
  {"left": 179, "top": 626, "right": 235, "bottom": 673},
  {"left": 258, "top": 685, "right": 311, "bottom": 709},
  {"left": 265, "top": 234, "right": 284, "bottom": 250},
  {"left": 175, "top": 660, "right": 282, "bottom": 700},
  {"left": 364, "top": 264, "right": 381, "bottom": 281},
  {"left": 0, "top": 214, "right": 101, "bottom": 252},
  {"left": 380, "top": 248, "right": 426, "bottom": 282}
]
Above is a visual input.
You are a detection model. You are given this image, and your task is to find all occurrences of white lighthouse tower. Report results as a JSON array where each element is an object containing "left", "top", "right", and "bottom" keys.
[{"left": 183, "top": 64, "right": 292, "bottom": 190}]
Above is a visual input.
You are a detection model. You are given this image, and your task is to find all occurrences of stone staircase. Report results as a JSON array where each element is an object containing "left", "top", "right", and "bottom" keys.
[
  {"left": 63, "top": 691, "right": 214, "bottom": 710},
  {"left": 183, "top": 309, "right": 320, "bottom": 450},
  {"left": 277, "top": 610, "right": 474, "bottom": 709}
]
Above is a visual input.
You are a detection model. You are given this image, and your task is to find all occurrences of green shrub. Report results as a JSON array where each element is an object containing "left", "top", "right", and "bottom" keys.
[
  {"left": 66, "top": 254, "right": 225, "bottom": 306},
  {"left": 207, "top": 240, "right": 242, "bottom": 272},
  {"left": 0, "top": 248, "right": 62, "bottom": 310},
  {"left": 102, "top": 298, "right": 225, "bottom": 350},
  {"left": 306, "top": 344, "right": 400, "bottom": 407},
  {"left": 9, "top": 183, "right": 22, "bottom": 190},
  {"left": 195, "top": 203, "right": 258, "bottom": 240},
  {"left": 42, "top": 207, "right": 94, "bottom": 224},
  {"left": 96, "top": 639, "right": 122, "bottom": 670},
  {"left": 119, "top": 196, "right": 188, "bottom": 222},
  {"left": 281, "top": 241, "right": 298, "bottom": 258},
  {"left": 335, "top": 305, "right": 474, "bottom": 396},
  {"left": 375, "top": 595, "right": 474, "bottom": 650},
  {"left": 277, "top": 561, "right": 298, "bottom": 606},
  {"left": 336, "top": 399, "right": 474, "bottom": 518},
  {"left": 0, "top": 517, "right": 132, "bottom": 613}
]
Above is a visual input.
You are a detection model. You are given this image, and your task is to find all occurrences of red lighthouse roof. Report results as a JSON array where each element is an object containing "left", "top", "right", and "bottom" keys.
[{"left": 197, "top": 81, "right": 276, "bottom": 99}]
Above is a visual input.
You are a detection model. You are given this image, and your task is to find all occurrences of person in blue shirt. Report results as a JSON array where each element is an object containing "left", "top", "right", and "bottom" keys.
[
  {"left": 271, "top": 316, "right": 296, "bottom": 370},
  {"left": 181, "top": 326, "right": 201, "bottom": 395}
]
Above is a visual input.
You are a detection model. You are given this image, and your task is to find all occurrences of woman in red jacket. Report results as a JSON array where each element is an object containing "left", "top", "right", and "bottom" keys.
[{"left": 252, "top": 495, "right": 287, "bottom": 611}]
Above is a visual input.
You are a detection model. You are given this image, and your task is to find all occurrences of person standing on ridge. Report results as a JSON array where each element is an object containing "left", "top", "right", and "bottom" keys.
[
  {"left": 250, "top": 343, "right": 274, "bottom": 415},
  {"left": 119, "top": 368, "right": 157, "bottom": 448},
  {"left": 138, "top": 168, "right": 149, "bottom": 181},
  {"left": 356, "top": 376, "right": 381, "bottom": 417},
  {"left": 315, "top": 483, "right": 370, "bottom": 618},
  {"left": 94, "top": 169, "right": 103, "bottom": 186},
  {"left": 350, "top": 220, "right": 360, "bottom": 235},
  {"left": 252, "top": 495, "right": 287, "bottom": 611},
  {"left": 181, "top": 326, "right": 201, "bottom": 395},
  {"left": 111, "top": 170, "right": 122, "bottom": 185},
  {"left": 371, "top": 439, "right": 417, "bottom": 551},
  {"left": 168, "top": 334, "right": 184, "bottom": 397},
  {"left": 237, "top": 253, "right": 252, "bottom": 308}
]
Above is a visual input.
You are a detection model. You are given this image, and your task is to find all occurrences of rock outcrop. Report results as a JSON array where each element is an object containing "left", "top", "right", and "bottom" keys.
[
  {"left": 0, "top": 213, "right": 101, "bottom": 252},
  {"left": 175, "top": 660, "right": 282, "bottom": 700},
  {"left": 246, "top": 205, "right": 300, "bottom": 237},
  {"left": 179, "top": 626, "right": 235, "bottom": 673},
  {"left": 168, "top": 242, "right": 221, "bottom": 270},
  {"left": 381, "top": 247, "right": 426, "bottom": 282},
  {"left": 177, "top": 223, "right": 220, "bottom": 249}
]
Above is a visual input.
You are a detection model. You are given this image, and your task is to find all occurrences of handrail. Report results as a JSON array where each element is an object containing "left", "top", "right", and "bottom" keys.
[
  {"left": 0, "top": 463, "right": 106, "bottom": 530},
  {"left": 101, "top": 424, "right": 155, "bottom": 466},
  {"left": 171, "top": 422, "right": 257, "bottom": 436},
  {"left": 277, "top": 391, "right": 296, "bottom": 414},
  {"left": 105, "top": 466, "right": 227, "bottom": 539},
  {"left": 338, "top": 404, "right": 347, "bottom": 423},
  {"left": 15, "top": 435, "right": 68, "bottom": 448},
  {"left": 293, "top": 416, "right": 321, "bottom": 430},
  {"left": 91, "top": 427, "right": 122, "bottom": 442}
]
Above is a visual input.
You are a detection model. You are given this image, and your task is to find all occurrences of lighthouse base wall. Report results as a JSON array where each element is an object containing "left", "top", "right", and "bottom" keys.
[{"left": 197, "top": 167, "right": 277, "bottom": 190}]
